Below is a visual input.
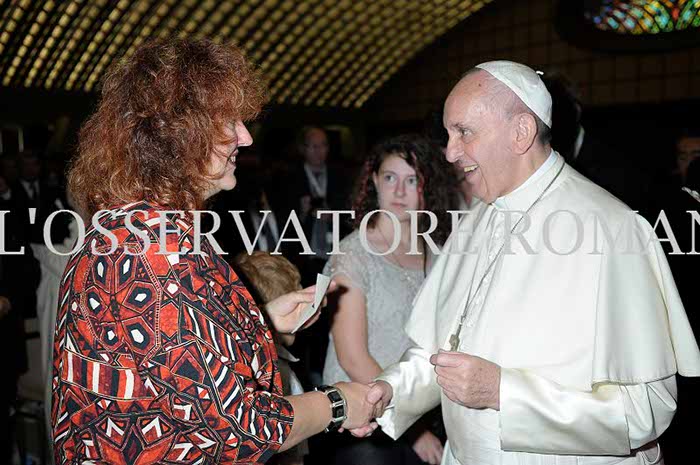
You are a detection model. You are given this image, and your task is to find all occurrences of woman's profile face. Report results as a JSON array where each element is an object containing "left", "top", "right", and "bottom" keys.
[
  {"left": 372, "top": 154, "right": 423, "bottom": 222},
  {"left": 206, "top": 120, "right": 253, "bottom": 198}
]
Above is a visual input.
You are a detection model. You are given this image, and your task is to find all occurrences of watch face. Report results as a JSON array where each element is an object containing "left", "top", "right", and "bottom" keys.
[{"left": 332, "top": 405, "right": 345, "bottom": 418}]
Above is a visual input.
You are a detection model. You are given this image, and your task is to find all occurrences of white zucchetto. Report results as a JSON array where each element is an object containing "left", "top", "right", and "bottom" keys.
[{"left": 476, "top": 60, "right": 552, "bottom": 127}]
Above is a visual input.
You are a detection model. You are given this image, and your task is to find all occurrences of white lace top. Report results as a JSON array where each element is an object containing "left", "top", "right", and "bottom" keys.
[{"left": 322, "top": 230, "right": 426, "bottom": 384}]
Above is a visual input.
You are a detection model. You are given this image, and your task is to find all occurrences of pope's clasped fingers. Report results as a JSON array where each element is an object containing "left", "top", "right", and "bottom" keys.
[{"left": 430, "top": 350, "right": 501, "bottom": 410}]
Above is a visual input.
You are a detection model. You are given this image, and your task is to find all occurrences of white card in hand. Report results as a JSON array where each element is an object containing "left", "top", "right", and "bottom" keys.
[{"left": 291, "top": 273, "right": 331, "bottom": 334}]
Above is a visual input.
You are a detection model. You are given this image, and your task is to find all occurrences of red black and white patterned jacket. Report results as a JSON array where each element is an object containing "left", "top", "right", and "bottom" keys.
[{"left": 51, "top": 202, "right": 293, "bottom": 464}]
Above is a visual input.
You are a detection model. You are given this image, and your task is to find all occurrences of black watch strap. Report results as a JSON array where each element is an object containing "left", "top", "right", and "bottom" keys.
[{"left": 315, "top": 384, "right": 347, "bottom": 433}]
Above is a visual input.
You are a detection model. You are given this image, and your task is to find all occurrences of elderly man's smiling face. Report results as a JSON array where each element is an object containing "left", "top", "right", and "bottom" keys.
[{"left": 443, "top": 70, "right": 524, "bottom": 204}]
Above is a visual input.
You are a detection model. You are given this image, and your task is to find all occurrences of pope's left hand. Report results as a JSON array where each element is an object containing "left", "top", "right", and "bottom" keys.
[{"left": 429, "top": 350, "right": 501, "bottom": 410}]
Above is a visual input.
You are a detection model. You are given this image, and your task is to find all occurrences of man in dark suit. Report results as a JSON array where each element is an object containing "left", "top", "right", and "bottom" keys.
[
  {"left": 0, "top": 169, "right": 31, "bottom": 463},
  {"left": 7, "top": 152, "right": 69, "bottom": 245},
  {"left": 288, "top": 126, "right": 350, "bottom": 388},
  {"left": 289, "top": 126, "right": 350, "bottom": 280},
  {"left": 650, "top": 145, "right": 700, "bottom": 465},
  {"left": 1, "top": 154, "right": 44, "bottom": 320}
]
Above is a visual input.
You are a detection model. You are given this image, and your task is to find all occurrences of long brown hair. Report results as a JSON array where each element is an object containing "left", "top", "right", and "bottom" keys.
[{"left": 68, "top": 38, "right": 266, "bottom": 216}]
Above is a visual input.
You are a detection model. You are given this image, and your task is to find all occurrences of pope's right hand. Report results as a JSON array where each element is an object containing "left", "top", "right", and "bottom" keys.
[
  {"left": 367, "top": 381, "right": 393, "bottom": 415},
  {"left": 347, "top": 380, "right": 393, "bottom": 437}
]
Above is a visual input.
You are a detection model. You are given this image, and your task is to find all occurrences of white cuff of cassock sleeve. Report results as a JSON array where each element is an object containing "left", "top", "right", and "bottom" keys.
[
  {"left": 374, "top": 347, "right": 441, "bottom": 440},
  {"left": 499, "top": 368, "right": 630, "bottom": 455},
  {"left": 375, "top": 373, "right": 401, "bottom": 439}
]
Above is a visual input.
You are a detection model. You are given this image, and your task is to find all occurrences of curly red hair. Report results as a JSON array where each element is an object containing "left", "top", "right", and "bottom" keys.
[{"left": 68, "top": 38, "right": 267, "bottom": 215}]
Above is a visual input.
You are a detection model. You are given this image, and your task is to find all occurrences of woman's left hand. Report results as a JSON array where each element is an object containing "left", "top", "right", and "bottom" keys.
[
  {"left": 264, "top": 282, "right": 336, "bottom": 334},
  {"left": 412, "top": 429, "right": 444, "bottom": 465}
]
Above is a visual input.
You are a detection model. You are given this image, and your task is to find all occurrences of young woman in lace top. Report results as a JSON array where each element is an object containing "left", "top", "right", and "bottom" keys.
[{"left": 323, "top": 135, "right": 456, "bottom": 465}]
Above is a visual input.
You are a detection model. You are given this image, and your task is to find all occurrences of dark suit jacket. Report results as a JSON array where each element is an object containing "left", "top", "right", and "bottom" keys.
[
  {"left": 8, "top": 180, "right": 69, "bottom": 244},
  {"left": 288, "top": 163, "right": 352, "bottom": 237},
  {"left": 210, "top": 183, "right": 292, "bottom": 261},
  {"left": 0, "top": 202, "right": 30, "bottom": 377},
  {"left": 572, "top": 136, "right": 654, "bottom": 212}
]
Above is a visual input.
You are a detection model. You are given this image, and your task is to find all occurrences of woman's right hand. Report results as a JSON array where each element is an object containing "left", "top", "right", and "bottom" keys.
[{"left": 334, "top": 382, "right": 379, "bottom": 431}]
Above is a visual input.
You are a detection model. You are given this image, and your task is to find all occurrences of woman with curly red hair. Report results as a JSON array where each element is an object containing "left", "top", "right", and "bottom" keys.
[
  {"left": 322, "top": 135, "right": 455, "bottom": 465},
  {"left": 51, "top": 38, "right": 376, "bottom": 465}
]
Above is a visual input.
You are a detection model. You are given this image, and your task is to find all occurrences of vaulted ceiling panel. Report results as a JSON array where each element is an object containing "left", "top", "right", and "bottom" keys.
[{"left": 0, "top": 0, "right": 493, "bottom": 107}]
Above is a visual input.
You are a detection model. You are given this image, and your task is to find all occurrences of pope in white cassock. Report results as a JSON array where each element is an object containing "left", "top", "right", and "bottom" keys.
[{"left": 349, "top": 61, "right": 700, "bottom": 465}]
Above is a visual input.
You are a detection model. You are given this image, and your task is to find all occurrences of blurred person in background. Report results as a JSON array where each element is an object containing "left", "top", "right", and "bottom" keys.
[
  {"left": 211, "top": 149, "right": 288, "bottom": 258},
  {"left": 292, "top": 126, "right": 351, "bottom": 274},
  {"left": 289, "top": 126, "right": 351, "bottom": 388},
  {"left": 0, "top": 241, "right": 29, "bottom": 463},
  {"left": 29, "top": 192, "right": 85, "bottom": 453},
  {"left": 542, "top": 69, "right": 653, "bottom": 212},
  {"left": 12, "top": 152, "right": 65, "bottom": 243},
  {"left": 0, "top": 163, "right": 33, "bottom": 464},
  {"left": 235, "top": 251, "right": 309, "bottom": 465},
  {"left": 654, "top": 148, "right": 700, "bottom": 465},
  {"left": 675, "top": 128, "right": 700, "bottom": 185}
]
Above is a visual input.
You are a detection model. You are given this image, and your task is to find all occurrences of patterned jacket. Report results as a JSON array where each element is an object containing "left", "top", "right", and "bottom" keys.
[{"left": 51, "top": 202, "right": 293, "bottom": 464}]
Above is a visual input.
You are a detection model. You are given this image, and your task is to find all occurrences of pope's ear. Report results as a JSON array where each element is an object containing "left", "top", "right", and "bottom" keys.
[{"left": 512, "top": 113, "right": 537, "bottom": 154}]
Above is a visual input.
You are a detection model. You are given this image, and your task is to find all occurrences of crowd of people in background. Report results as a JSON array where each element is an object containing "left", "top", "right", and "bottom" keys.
[{"left": 0, "top": 45, "right": 699, "bottom": 465}]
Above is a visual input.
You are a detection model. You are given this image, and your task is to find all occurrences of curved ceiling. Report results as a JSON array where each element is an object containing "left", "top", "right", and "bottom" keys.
[{"left": 0, "top": 0, "right": 493, "bottom": 108}]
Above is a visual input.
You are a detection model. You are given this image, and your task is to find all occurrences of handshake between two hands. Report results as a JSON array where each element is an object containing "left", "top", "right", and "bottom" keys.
[
  {"left": 262, "top": 286, "right": 393, "bottom": 435},
  {"left": 334, "top": 347, "right": 502, "bottom": 438},
  {"left": 264, "top": 279, "right": 501, "bottom": 442},
  {"left": 262, "top": 286, "right": 395, "bottom": 434},
  {"left": 336, "top": 381, "right": 445, "bottom": 465},
  {"left": 334, "top": 380, "right": 394, "bottom": 438}
]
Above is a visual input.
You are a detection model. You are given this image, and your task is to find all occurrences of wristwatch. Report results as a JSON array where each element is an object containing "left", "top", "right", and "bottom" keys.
[{"left": 315, "top": 384, "right": 347, "bottom": 433}]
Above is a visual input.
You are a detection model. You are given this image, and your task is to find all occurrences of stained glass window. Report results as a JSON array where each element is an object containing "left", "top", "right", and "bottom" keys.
[{"left": 585, "top": 0, "right": 700, "bottom": 34}]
